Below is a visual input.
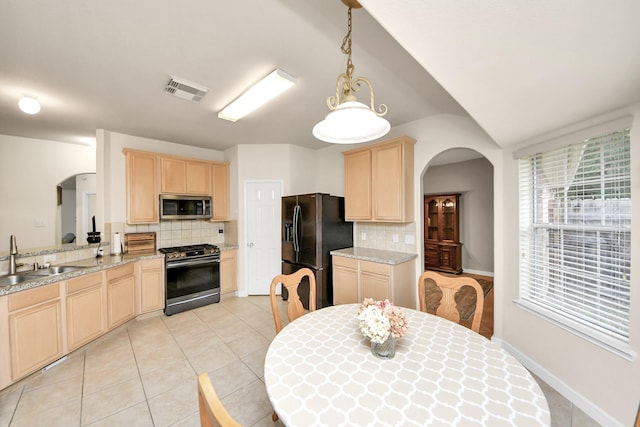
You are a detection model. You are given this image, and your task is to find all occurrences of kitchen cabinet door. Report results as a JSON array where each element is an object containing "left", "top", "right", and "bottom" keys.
[
  {"left": 186, "top": 160, "right": 211, "bottom": 195},
  {"left": 344, "top": 149, "right": 372, "bottom": 221},
  {"left": 333, "top": 256, "right": 359, "bottom": 305},
  {"left": 343, "top": 136, "right": 415, "bottom": 222},
  {"left": 360, "top": 261, "right": 392, "bottom": 302},
  {"left": 211, "top": 162, "right": 230, "bottom": 221},
  {"left": 8, "top": 284, "right": 63, "bottom": 381},
  {"left": 106, "top": 264, "right": 136, "bottom": 329},
  {"left": 161, "top": 156, "right": 212, "bottom": 196},
  {"left": 139, "top": 258, "right": 164, "bottom": 313},
  {"left": 160, "top": 157, "right": 187, "bottom": 194},
  {"left": 66, "top": 272, "right": 107, "bottom": 351},
  {"left": 125, "top": 149, "right": 158, "bottom": 224},
  {"left": 220, "top": 250, "right": 237, "bottom": 295},
  {"left": 372, "top": 142, "right": 404, "bottom": 221},
  {"left": 333, "top": 266, "right": 359, "bottom": 305}
]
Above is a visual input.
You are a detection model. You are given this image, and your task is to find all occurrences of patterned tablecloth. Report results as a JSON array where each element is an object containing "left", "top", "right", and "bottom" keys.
[{"left": 264, "top": 304, "right": 550, "bottom": 427}]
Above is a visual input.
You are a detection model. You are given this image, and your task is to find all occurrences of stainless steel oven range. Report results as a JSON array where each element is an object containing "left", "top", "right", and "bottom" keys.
[{"left": 159, "top": 244, "right": 221, "bottom": 316}]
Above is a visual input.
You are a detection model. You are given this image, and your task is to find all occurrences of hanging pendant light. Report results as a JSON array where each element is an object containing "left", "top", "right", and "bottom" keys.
[{"left": 312, "top": 1, "right": 390, "bottom": 144}]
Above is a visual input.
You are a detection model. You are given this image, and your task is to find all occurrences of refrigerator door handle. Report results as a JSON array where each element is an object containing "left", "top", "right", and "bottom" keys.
[{"left": 293, "top": 204, "right": 301, "bottom": 253}]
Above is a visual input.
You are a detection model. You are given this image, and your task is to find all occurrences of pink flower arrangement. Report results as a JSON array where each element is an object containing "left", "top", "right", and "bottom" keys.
[{"left": 357, "top": 298, "right": 408, "bottom": 343}]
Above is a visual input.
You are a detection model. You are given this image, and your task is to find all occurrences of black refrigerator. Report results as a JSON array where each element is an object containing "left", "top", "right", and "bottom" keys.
[{"left": 282, "top": 193, "right": 353, "bottom": 309}]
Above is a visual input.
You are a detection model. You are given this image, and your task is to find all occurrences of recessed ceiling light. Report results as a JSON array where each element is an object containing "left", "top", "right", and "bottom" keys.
[
  {"left": 18, "top": 95, "right": 41, "bottom": 114},
  {"left": 218, "top": 69, "right": 296, "bottom": 122}
]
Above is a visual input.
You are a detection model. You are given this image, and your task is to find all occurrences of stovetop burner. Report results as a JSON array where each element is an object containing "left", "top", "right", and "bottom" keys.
[{"left": 159, "top": 244, "right": 220, "bottom": 260}]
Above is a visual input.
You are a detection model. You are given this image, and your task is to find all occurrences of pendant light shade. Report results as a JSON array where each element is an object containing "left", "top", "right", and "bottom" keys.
[
  {"left": 312, "top": 101, "right": 390, "bottom": 144},
  {"left": 313, "top": 3, "right": 390, "bottom": 144}
]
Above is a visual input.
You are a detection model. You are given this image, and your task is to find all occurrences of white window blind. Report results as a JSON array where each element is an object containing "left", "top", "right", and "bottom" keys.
[{"left": 519, "top": 128, "right": 631, "bottom": 346}]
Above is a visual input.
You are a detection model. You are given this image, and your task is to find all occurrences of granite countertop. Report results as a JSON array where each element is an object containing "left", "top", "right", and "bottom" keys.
[
  {"left": 0, "top": 251, "right": 164, "bottom": 296},
  {"left": 330, "top": 247, "right": 418, "bottom": 265}
]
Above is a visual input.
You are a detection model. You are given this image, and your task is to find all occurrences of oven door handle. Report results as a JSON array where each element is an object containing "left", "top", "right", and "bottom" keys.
[{"left": 166, "top": 258, "right": 220, "bottom": 269}]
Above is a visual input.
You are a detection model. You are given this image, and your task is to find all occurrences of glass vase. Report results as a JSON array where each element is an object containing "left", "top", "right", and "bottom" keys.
[{"left": 370, "top": 334, "right": 396, "bottom": 359}]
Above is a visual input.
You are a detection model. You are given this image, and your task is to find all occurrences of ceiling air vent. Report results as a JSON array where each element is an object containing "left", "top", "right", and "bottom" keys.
[{"left": 164, "top": 76, "right": 209, "bottom": 102}]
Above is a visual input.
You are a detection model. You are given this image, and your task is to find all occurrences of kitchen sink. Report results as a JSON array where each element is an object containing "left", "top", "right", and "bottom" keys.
[
  {"left": 0, "top": 265, "right": 88, "bottom": 287},
  {"left": 28, "top": 265, "right": 85, "bottom": 276},
  {"left": 0, "top": 274, "right": 42, "bottom": 287}
]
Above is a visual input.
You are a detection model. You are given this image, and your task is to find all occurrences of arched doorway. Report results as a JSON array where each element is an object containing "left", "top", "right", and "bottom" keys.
[{"left": 421, "top": 148, "right": 494, "bottom": 338}]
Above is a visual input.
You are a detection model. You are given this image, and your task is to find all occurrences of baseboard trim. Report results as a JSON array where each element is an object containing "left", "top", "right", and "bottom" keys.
[
  {"left": 462, "top": 269, "right": 494, "bottom": 277},
  {"left": 500, "top": 340, "right": 624, "bottom": 427}
]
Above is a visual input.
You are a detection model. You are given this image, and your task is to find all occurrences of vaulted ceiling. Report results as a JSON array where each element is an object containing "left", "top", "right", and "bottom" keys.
[
  {"left": 1, "top": 0, "right": 638, "bottom": 151},
  {"left": 362, "top": 0, "right": 640, "bottom": 147}
]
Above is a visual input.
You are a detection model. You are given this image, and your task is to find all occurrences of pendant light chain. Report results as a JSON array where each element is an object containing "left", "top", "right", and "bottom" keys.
[
  {"left": 311, "top": 2, "right": 390, "bottom": 144},
  {"left": 341, "top": 7, "right": 354, "bottom": 83}
]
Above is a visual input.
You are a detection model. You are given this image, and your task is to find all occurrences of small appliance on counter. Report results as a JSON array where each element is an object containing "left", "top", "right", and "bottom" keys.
[
  {"left": 87, "top": 216, "right": 101, "bottom": 243},
  {"left": 123, "top": 232, "right": 156, "bottom": 254}
]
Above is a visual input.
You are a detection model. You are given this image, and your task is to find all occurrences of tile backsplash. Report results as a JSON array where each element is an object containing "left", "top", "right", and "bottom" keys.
[
  {"left": 354, "top": 222, "right": 417, "bottom": 254},
  {"left": 107, "top": 220, "right": 232, "bottom": 249}
]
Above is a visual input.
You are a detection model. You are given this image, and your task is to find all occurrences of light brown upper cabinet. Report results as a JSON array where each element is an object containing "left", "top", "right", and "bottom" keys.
[
  {"left": 343, "top": 136, "right": 416, "bottom": 222},
  {"left": 211, "top": 162, "right": 230, "bottom": 221},
  {"left": 124, "top": 148, "right": 230, "bottom": 223},
  {"left": 161, "top": 157, "right": 211, "bottom": 195},
  {"left": 124, "top": 149, "right": 159, "bottom": 224}
]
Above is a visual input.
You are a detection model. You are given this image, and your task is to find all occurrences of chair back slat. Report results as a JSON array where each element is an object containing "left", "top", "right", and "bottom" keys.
[
  {"left": 418, "top": 270, "right": 485, "bottom": 333},
  {"left": 269, "top": 268, "right": 316, "bottom": 334}
]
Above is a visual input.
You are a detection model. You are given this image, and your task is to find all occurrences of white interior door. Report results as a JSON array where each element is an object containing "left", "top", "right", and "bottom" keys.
[{"left": 246, "top": 181, "right": 282, "bottom": 295}]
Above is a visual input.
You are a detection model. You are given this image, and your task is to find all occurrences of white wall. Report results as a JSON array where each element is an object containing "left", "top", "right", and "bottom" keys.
[
  {"left": 0, "top": 135, "right": 95, "bottom": 252},
  {"left": 499, "top": 105, "right": 640, "bottom": 427},
  {"left": 233, "top": 144, "right": 308, "bottom": 296},
  {"left": 99, "top": 130, "right": 225, "bottom": 228}
]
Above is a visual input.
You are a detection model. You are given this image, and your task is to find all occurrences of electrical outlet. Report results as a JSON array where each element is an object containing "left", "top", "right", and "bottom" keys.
[
  {"left": 392, "top": 233, "right": 399, "bottom": 243},
  {"left": 43, "top": 254, "right": 56, "bottom": 263},
  {"left": 405, "top": 234, "right": 415, "bottom": 244},
  {"left": 360, "top": 232, "right": 367, "bottom": 241},
  {"left": 34, "top": 218, "right": 45, "bottom": 228}
]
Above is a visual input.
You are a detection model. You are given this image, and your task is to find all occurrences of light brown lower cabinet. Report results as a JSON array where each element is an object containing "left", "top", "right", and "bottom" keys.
[
  {"left": 7, "top": 283, "right": 64, "bottom": 382},
  {"left": 220, "top": 250, "right": 237, "bottom": 295},
  {"left": 138, "top": 258, "right": 165, "bottom": 313},
  {"left": 66, "top": 271, "right": 107, "bottom": 351},
  {"left": 106, "top": 263, "right": 136, "bottom": 329},
  {"left": 0, "top": 258, "right": 170, "bottom": 391},
  {"left": 332, "top": 255, "right": 416, "bottom": 309}
]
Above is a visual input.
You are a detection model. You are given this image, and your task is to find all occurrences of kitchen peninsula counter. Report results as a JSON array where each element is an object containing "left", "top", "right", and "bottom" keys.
[
  {"left": 0, "top": 251, "right": 163, "bottom": 296},
  {"left": 330, "top": 247, "right": 417, "bottom": 265}
]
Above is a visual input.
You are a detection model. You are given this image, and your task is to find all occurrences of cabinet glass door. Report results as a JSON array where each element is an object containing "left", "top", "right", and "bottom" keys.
[
  {"left": 427, "top": 199, "right": 440, "bottom": 240},
  {"left": 442, "top": 198, "right": 456, "bottom": 241}
]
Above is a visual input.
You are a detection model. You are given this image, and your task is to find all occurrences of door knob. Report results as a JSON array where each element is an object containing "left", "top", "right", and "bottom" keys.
[{"left": 248, "top": 242, "right": 254, "bottom": 247}]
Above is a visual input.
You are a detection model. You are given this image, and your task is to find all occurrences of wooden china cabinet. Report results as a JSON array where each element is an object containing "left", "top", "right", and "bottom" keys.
[{"left": 424, "top": 194, "right": 462, "bottom": 273}]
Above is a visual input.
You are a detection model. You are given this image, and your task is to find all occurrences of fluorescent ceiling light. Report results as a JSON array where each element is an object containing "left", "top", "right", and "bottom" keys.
[
  {"left": 218, "top": 69, "right": 296, "bottom": 122},
  {"left": 18, "top": 96, "right": 41, "bottom": 114}
]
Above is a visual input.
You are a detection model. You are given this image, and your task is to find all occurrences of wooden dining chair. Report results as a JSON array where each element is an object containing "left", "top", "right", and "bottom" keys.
[
  {"left": 418, "top": 270, "right": 485, "bottom": 333},
  {"left": 268, "top": 268, "right": 316, "bottom": 421},
  {"left": 269, "top": 268, "right": 317, "bottom": 334},
  {"left": 198, "top": 372, "right": 242, "bottom": 427},
  {"left": 634, "top": 402, "right": 640, "bottom": 427}
]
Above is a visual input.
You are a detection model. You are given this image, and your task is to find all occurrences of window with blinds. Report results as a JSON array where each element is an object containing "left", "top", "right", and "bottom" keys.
[{"left": 518, "top": 128, "right": 631, "bottom": 349}]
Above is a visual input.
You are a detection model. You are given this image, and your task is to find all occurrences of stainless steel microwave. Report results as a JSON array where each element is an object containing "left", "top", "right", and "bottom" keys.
[{"left": 160, "top": 195, "right": 212, "bottom": 220}]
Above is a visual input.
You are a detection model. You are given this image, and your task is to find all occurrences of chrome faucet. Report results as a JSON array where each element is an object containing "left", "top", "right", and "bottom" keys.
[{"left": 9, "top": 235, "right": 22, "bottom": 275}]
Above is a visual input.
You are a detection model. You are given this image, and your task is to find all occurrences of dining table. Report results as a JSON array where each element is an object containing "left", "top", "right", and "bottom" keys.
[{"left": 264, "top": 303, "right": 550, "bottom": 427}]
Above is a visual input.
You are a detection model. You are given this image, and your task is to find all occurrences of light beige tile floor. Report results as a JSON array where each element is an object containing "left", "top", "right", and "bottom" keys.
[{"left": 0, "top": 295, "right": 600, "bottom": 426}]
